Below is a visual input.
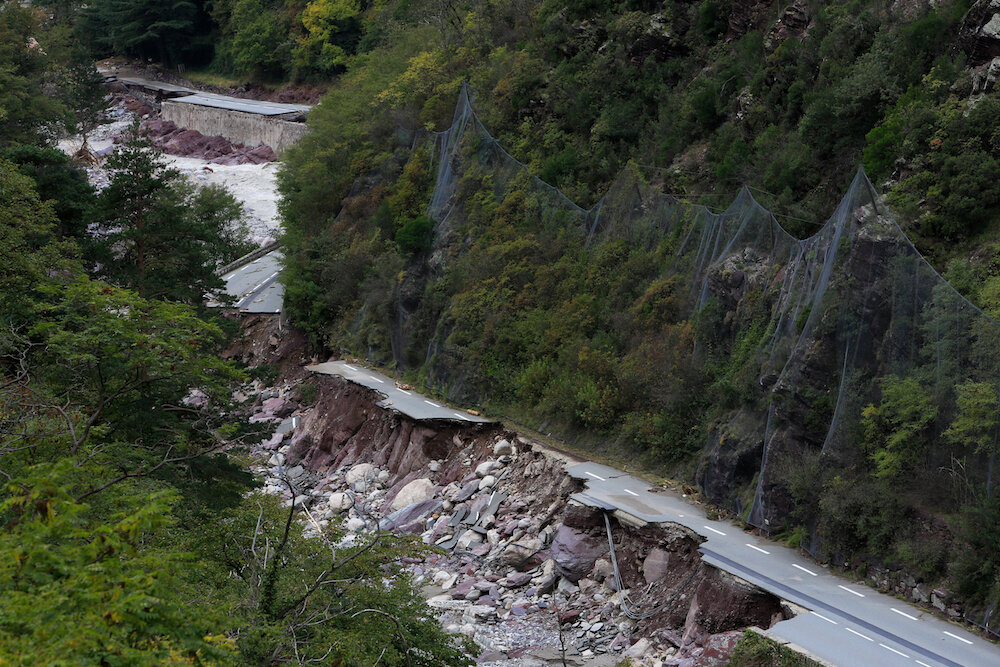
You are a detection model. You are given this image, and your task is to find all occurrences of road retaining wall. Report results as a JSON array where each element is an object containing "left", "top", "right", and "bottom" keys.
[{"left": 161, "top": 101, "right": 309, "bottom": 153}]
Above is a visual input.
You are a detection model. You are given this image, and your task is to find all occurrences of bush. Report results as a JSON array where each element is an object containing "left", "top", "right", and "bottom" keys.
[{"left": 395, "top": 215, "right": 435, "bottom": 253}]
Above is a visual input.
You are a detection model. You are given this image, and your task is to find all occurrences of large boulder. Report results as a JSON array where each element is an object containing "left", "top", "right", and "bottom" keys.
[
  {"left": 475, "top": 460, "right": 499, "bottom": 477},
  {"left": 327, "top": 492, "right": 354, "bottom": 513},
  {"left": 549, "top": 524, "right": 607, "bottom": 582},
  {"left": 643, "top": 547, "right": 671, "bottom": 583},
  {"left": 390, "top": 478, "right": 436, "bottom": 512},
  {"left": 960, "top": 0, "right": 1000, "bottom": 64},
  {"left": 379, "top": 498, "right": 443, "bottom": 531},
  {"left": 263, "top": 396, "right": 297, "bottom": 418},
  {"left": 346, "top": 463, "right": 375, "bottom": 486},
  {"left": 498, "top": 538, "right": 543, "bottom": 570}
]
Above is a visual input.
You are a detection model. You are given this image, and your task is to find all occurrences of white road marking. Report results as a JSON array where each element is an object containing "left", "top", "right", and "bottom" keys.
[
  {"left": 223, "top": 273, "right": 235, "bottom": 280},
  {"left": 398, "top": 389, "right": 412, "bottom": 395},
  {"left": 242, "top": 271, "right": 279, "bottom": 297},
  {"left": 704, "top": 525, "right": 726, "bottom": 536},
  {"left": 838, "top": 585, "right": 865, "bottom": 597},
  {"left": 423, "top": 400, "right": 442, "bottom": 408},
  {"left": 792, "top": 564, "right": 818, "bottom": 576},
  {"left": 624, "top": 489, "right": 639, "bottom": 497},
  {"left": 585, "top": 471, "right": 606, "bottom": 481},
  {"left": 292, "top": 417, "right": 298, "bottom": 429},
  {"left": 453, "top": 412, "right": 468, "bottom": 420},
  {"left": 811, "top": 612, "right": 837, "bottom": 625},
  {"left": 238, "top": 265, "right": 251, "bottom": 272},
  {"left": 916, "top": 661, "right": 933, "bottom": 667},
  {"left": 678, "top": 514, "right": 685, "bottom": 517},
  {"left": 368, "top": 376, "right": 384, "bottom": 383},
  {"left": 943, "top": 631, "right": 973, "bottom": 645},
  {"left": 746, "top": 543, "right": 770, "bottom": 555},
  {"left": 890, "top": 608, "right": 917, "bottom": 620},
  {"left": 845, "top": 627, "right": 873, "bottom": 642},
  {"left": 344, "top": 364, "right": 356, "bottom": 370},
  {"left": 879, "top": 643, "right": 908, "bottom": 658}
]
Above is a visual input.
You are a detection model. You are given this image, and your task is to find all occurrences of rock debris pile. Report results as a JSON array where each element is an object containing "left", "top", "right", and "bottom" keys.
[{"left": 236, "top": 373, "right": 788, "bottom": 666}]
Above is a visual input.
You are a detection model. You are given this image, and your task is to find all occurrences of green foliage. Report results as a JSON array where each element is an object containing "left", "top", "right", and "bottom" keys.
[
  {"left": 0, "top": 465, "right": 233, "bottom": 665},
  {"left": 944, "top": 381, "right": 1000, "bottom": 455},
  {"left": 196, "top": 492, "right": 474, "bottom": 665},
  {"left": 87, "top": 126, "right": 252, "bottom": 305},
  {"left": 952, "top": 493, "right": 1000, "bottom": 610},
  {"left": 728, "top": 629, "right": 822, "bottom": 666},
  {"left": 396, "top": 214, "right": 435, "bottom": 253},
  {"left": 861, "top": 375, "right": 937, "bottom": 481},
  {"left": 80, "top": 0, "right": 208, "bottom": 67},
  {"left": 3, "top": 144, "right": 95, "bottom": 239},
  {"left": 0, "top": 5, "right": 70, "bottom": 148},
  {"left": 0, "top": 157, "right": 77, "bottom": 321},
  {"left": 818, "top": 475, "right": 907, "bottom": 559}
]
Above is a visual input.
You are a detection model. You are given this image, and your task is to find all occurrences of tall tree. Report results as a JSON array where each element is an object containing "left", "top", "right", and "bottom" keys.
[{"left": 87, "top": 127, "right": 252, "bottom": 305}]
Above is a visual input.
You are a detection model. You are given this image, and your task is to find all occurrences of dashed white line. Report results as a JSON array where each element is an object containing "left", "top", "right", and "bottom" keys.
[
  {"left": 704, "top": 525, "right": 726, "bottom": 536},
  {"left": 423, "top": 400, "right": 442, "bottom": 408},
  {"left": 890, "top": 607, "right": 917, "bottom": 620},
  {"left": 746, "top": 543, "right": 770, "bottom": 555},
  {"left": 878, "top": 643, "right": 908, "bottom": 658},
  {"left": 343, "top": 364, "right": 356, "bottom": 370},
  {"left": 845, "top": 627, "right": 873, "bottom": 642},
  {"left": 838, "top": 585, "right": 865, "bottom": 597},
  {"left": 368, "top": 376, "right": 384, "bottom": 383},
  {"left": 398, "top": 389, "right": 412, "bottom": 395},
  {"left": 453, "top": 412, "right": 468, "bottom": 420},
  {"left": 624, "top": 489, "right": 639, "bottom": 497},
  {"left": 916, "top": 661, "right": 933, "bottom": 667},
  {"left": 811, "top": 612, "right": 837, "bottom": 625},
  {"left": 585, "top": 471, "right": 606, "bottom": 482},
  {"left": 943, "top": 631, "right": 973, "bottom": 645},
  {"left": 678, "top": 514, "right": 685, "bottom": 517},
  {"left": 792, "top": 564, "right": 818, "bottom": 576}
]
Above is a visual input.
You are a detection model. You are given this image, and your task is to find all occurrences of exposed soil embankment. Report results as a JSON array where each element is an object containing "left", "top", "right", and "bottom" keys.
[{"left": 239, "top": 324, "right": 792, "bottom": 665}]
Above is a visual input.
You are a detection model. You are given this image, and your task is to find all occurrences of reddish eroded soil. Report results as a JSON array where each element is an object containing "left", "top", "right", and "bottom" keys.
[{"left": 138, "top": 119, "right": 277, "bottom": 164}]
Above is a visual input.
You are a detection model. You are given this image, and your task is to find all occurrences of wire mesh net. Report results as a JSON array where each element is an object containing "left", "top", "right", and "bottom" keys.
[{"left": 405, "top": 84, "right": 1000, "bottom": 629}]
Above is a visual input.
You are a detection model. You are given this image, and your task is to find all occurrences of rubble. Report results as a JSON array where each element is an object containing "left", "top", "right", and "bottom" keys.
[{"left": 234, "top": 372, "right": 791, "bottom": 665}]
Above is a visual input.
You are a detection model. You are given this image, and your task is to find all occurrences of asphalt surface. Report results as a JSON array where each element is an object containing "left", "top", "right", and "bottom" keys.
[
  {"left": 208, "top": 250, "right": 284, "bottom": 313},
  {"left": 306, "top": 361, "right": 493, "bottom": 424},
  {"left": 566, "top": 462, "right": 999, "bottom": 667},
  {"left": 170, "top": 92, "right": 311, "bottom": 116}
]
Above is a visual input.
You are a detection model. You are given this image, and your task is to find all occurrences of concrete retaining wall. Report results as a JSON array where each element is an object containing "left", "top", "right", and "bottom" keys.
[{"left": 161, "top": 101, "right": 310, "bottom": 153}]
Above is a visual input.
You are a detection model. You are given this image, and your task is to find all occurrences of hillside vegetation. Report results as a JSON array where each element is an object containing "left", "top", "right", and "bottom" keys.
[
  {"left": 0, "top": 4, "right": 470, "bottom": 664},
  {"left": 28, "top": 0, "right": 1000, "bottom": 639},
  {"left": 271, "top": 0, "right": 1000, "bottom": 627}
]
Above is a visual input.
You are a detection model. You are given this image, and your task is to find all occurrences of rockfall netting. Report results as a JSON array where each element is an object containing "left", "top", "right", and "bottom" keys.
[{"left": 400, "top": 85, "right": 1000, "bottom": 629}]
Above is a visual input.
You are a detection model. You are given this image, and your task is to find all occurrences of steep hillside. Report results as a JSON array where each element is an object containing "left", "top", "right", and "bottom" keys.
[{"left": 276, "top": 0, "right": 1000, "bottom": 627}]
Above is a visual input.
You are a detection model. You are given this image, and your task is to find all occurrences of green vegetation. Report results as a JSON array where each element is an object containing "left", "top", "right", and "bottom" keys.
[
  {"left": 727, "top": 629, "right": 822, "bottom": 666},
  {"left": 86, "top": 125, "right": 254, "bottom": 305},
  {"left": 0, "top": 4, "right": 472, "bottom": 664},
  {"left": 269, "top": 0, "right": 1000, "bottom": 619}
]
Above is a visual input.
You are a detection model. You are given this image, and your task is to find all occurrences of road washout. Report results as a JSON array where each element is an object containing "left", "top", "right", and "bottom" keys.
[{"left": 224, "top": 315, "right": 798, "bottom": 666}]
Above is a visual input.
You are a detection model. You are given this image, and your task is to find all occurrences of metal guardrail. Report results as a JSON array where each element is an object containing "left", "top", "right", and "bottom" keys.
[{"left": 217, "top": 241, "right": 281, "bottom": 276}]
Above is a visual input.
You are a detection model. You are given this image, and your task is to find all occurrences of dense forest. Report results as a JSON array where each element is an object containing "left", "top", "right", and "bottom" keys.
[
  {"left": 7, "top": 0, "right": 1000, "bottom": 658},
  {"left": 0, "top": 3, "right": 469, "bottom": 664}
]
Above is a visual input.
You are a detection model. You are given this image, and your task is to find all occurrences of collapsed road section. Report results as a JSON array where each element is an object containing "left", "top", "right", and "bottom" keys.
[
  {"left": 232, "top": 355, "right": 810, "bottom": 665},
  {"left": 566, "top": 463, "right": 992, "bottom": 667}
]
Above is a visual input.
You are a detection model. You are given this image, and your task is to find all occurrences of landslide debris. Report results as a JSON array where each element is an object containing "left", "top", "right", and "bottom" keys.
[{"left": 236, "top": 342, "right": 794, "bottom": 666}]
